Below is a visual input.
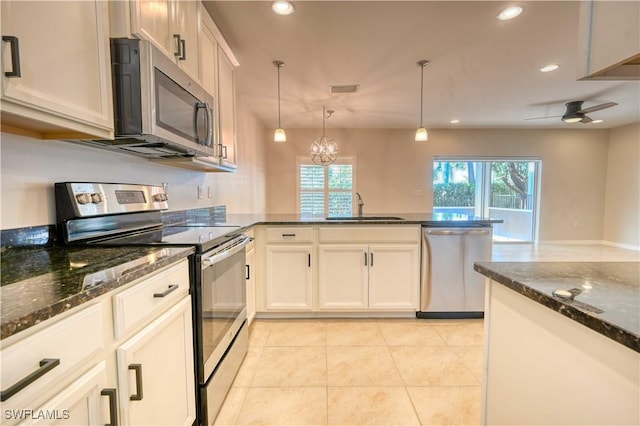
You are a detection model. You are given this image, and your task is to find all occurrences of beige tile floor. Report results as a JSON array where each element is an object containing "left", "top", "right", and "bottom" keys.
[{"left": 214, "top": 318, "right": 484, "bottom": 426}]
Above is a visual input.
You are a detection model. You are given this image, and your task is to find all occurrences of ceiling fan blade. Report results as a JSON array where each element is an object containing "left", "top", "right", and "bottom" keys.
[
  {"left": 580, "top": 115, "right": 593, "bottom": 123},
  {"left": 524, "top": 115, "right": 561, "bottom": 121},
  {"left": 579, "top": 102, "right": 618, "bottom": 114}
]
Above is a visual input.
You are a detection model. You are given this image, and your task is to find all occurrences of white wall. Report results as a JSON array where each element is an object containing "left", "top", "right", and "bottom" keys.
[
  {"left": 0, "top": 95, "right": 267, "bottom": 229},
  {"left": 265, "top": 128, "right": 610, "bottom": 242},
  {"left": 603, "top": 122, "right": 640, "bottom": 248}
]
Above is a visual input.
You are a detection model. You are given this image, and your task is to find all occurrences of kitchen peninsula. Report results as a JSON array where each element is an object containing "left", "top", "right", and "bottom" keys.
[{"left": 474, "top": 261, "right": 640, "bottom": 425}]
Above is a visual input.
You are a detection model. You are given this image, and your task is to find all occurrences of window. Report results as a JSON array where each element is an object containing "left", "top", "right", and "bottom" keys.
[
  {"left": 433, "top": 158, "right": 541, "bottom": 242},
  {"left": 298, "top": 157, "right": 355, "bottom": 218}
]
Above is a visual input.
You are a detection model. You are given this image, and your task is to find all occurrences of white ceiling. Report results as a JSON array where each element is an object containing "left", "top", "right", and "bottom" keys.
[{"left": 204, "top": 1, "right": 640, "bottom": 130}]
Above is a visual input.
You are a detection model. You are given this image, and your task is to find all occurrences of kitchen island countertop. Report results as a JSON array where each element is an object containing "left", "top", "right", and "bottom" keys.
[
  {"left": 1, "top": 245, "right": 194, "bottom": 340},
  {"left": 474, "top": 261, "right": 640, "bottom": 352}
]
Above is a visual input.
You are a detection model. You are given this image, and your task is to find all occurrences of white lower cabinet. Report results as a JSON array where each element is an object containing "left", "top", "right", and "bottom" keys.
[
  {"left": 368, "top": 244, "right": 420, "bottom": 309},
  {"left": 117, "top": 296, "right": 195, "bottom": 426},
  {"left": 258, "top": 225, "right": 421, "bottom": 314},
  {"left": 318, "top": 245, "right": 369, "bottom": 309},
  {"left": 0, "top": 258, "right": 195, "bottom": 426},
  {"left": 265, "top": 245, "right": 313, "bottom": 310},
  {"left": 24, "top": 362, "right": 110, "bottom": 426},
  {"left": 318, "top": 243, "right": 419, "bottom": 310}
]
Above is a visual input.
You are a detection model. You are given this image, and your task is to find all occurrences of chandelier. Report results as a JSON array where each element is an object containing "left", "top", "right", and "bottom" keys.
[{"left": 310, "top": 106, "right": 338, "bottom": 166}]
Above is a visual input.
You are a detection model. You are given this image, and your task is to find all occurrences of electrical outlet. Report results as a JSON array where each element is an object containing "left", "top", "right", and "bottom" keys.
[
  {"left": 197, "top": 185, "right": 204, "bottom": 199},
  {"left": 208, "top": 186, "right": 213, "bottom": 198}
]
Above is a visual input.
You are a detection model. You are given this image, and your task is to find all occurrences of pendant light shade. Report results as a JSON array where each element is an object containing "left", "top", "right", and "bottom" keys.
[
  {"left": 273, "top": 60, "right": 286, "bottom": 142},
  {"left": 310, "top": 107, "right": 338, "bottom": 166},
  {"left": 415, "top": 60, "right": 429, "bottom": 142}
]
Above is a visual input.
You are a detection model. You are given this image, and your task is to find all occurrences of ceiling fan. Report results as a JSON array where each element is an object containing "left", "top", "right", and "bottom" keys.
[{"left": 526, "top": 100, "right": 618, "bottom": 123}]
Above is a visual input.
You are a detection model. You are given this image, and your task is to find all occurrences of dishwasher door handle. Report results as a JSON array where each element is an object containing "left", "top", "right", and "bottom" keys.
[{"left": 425, "top": 229, "right": 491, "bottom": 236}]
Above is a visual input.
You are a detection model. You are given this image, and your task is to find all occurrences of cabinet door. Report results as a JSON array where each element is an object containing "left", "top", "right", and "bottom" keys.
[
  {"left": 266, "top": 245, "right": 313, "bottom": 310},
  {"left": 172, "top": 0, "right": 199, "bottom": 81},
  {"left": 318, "top": 245, "right": 369, "bottom": 309},
  {"left": 117, "top": 297, "right": 195, "bottom": 426},
  {"left": 199, "top": 13, "right": 218, "bottom": 98},
  {"left": 368, "top": 244, "right": 420, "bottom": 310},
  {"left": 130, "top": 0, "right": 173, "bottom": 58},
  {"left": 0, "top": 0, "right": 113, "bottom": 139},
  {"left": 246, "top": 246, "right": 256, "bottom": 324},
  {"left": 217, "top": 48, "right": 237, "bottom": 169},
  {"left": 22, "top": 362, "right": 111, "bottom": 426}
]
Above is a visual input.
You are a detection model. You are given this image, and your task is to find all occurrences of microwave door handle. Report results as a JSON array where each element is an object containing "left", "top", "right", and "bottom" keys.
[
  {"left": 194, "top": 102, "right": 206, "bottom": 145},
  {"left": 204, "top": 102, "right": 212, "bottom": 148}
]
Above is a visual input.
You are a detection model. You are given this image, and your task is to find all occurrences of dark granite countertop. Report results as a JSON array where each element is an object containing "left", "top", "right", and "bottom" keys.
[
  {"left": 474, "top": 261, "right": 640, "bottom": 353},
  {"left": 163, "top": 209, "right": 501, "bottom": 229},
  {"left": 1, "top": 245, "right": 193, "bottom": 340}
]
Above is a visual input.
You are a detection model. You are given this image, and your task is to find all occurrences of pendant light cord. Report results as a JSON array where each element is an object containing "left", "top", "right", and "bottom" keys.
[
  {"left": 277, "top": 65, "right": 282, "bottom": 127},
  {"left": 419, "top": 64, "right": 424, "bottom": 127}
]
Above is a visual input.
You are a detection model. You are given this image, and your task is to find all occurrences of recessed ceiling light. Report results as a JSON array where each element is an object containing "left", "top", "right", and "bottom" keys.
[
  {"left": 272, "top": 1, "right": 295, "bottom": 15},
  {"left": 450, "top": 119, "right": 460, "bottom": 124},
  {"left": 498, "top": 6, "right": 523, "bottom": 21},
  {"left": 540, "top": 64, "right": 560, "bottom": 73},
  {"left": 591, "top": 119, "right": 604, "bottom": 124}
]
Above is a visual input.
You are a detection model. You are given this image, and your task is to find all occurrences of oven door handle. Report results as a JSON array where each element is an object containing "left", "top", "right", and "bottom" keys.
[{"left": 201, "top": 236, "right": 251, "bottom": 269}]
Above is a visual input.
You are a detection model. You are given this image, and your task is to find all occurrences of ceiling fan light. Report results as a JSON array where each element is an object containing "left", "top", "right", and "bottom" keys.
[
  {"left": 274, "top": 127, "right": 287, "bottom": 142},
  {"left": 415, "top": 127, "right": 428, "bottom": 141},
  {"left": 272, "top": 1, "right": 295, "bottom": 15},
  {"left": 562, "top": 116, "right": 583, "bottom": 123}
]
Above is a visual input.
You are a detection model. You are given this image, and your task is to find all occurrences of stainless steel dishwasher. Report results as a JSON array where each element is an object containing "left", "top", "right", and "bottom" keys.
[{"left": 417, "top": 227, "right": 492, "bottom": 318}]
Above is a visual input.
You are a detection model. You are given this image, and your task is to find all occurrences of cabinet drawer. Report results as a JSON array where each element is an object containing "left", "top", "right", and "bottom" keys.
[
  {"left": 113, "top": 259, "right": 189, "bottom": 339},
  {"left": 266, "top": 227, "right": 314, "bottom": 243},
  {"left": 0, "top": 303, "right": 104, "bottom": 410},
  {"left": 319, "top": 226, "right": 420, "bottom": 243}
]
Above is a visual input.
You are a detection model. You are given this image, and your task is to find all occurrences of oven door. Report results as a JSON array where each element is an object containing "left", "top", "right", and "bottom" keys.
[{"left": 199, "top": 236, "right": 249, "bottom": 381}]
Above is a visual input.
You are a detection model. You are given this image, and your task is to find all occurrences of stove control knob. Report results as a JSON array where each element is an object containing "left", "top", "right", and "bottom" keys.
[
  {"left": 75, "top": 193, "right": 91, "bottom": 204},
  {"left": 90, "top": 193, "right": 102, "bottom": 204},
  {"left": 153, "top": 193, "right": 167, "bottom": 202}
]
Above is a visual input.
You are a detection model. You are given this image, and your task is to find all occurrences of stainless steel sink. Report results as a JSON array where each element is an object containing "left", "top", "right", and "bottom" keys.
[{"left": 325, "top": 216, "right": 405, "bottom": 221}]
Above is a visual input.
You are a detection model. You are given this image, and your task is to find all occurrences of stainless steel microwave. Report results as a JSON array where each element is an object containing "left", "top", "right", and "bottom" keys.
[{"left": 87, "top": 38, "right": 216, "bottom": 158}]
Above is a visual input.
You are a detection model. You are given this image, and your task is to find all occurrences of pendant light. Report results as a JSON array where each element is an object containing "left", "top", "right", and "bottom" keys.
[
  {"left": 273, "top": 60, "right": 286, "bottom": 142},
  {"left": 415, "top": 60, "right": 429, "bottom": 142},
  {"left": 310, "top": 106, "right": 338, "bottom": 166}
]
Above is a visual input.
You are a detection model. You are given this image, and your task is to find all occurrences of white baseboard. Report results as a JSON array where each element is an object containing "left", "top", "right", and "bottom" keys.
[
  {"left": 601, "top": 240, "right": 640, "bottom": 251},
  {"left": 534, "top": 239, "right": 640, "bottom": 251}
]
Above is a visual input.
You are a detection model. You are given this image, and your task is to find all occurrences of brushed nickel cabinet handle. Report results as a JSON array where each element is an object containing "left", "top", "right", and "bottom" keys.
[
  {"left": 101, "top": 388, "right": 118, "bottom": 426},
  {"left": 0, "top": 358, "right": 60, "bottom": 401},
  {"left": 128, "top": 364, "right": 143, "bottom": 401}
]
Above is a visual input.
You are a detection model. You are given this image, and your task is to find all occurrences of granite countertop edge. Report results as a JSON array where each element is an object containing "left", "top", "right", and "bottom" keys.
[
  {"left": 474, "top": 262, "right": 640, "bottom": 353},
  {"left": 1, "top": 247, "right": 194, "bottom": 340}
]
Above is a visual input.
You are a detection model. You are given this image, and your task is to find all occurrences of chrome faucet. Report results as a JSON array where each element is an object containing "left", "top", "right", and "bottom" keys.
[{"left": 356, "top": 192, "right": 364, "bottom": 217}]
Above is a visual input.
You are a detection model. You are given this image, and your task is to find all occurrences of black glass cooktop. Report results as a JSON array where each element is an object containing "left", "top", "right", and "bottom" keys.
[{"left": 90, "top": 226, "right": 241, "bottom": 253}]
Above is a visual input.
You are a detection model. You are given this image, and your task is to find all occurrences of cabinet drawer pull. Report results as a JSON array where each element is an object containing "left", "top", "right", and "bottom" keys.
[
  {"left": 153, "top": 284, "right": 179, "bottom": 298},
  {"left": 370, "top": 252, "right": 374, "bottom": 266},
  {"left": 246, "top": 264, "right": 250, "bottom": 280},
  {"left": 221, "top": 145, "right": 228, "bottom": 159},
  {"left": 0, "top": 358, "right": 60, "bottom": 401},
  {"left": 179, "top": 38, "right": 186, "bottom": 61},
  {"left": 101, "top": 388, "right": 118, "bottom": 426},
  {"left": 173, "top": 34, "right": 182, "bottom": 57},
  {"left": 282, "top": 233, "right": 296, "bottom": 238},
  {"left": 2, "top": 36, "right": 21, "bottom": 78},
  {"left": 308, "top": 253, "right": 311, "bottom": 267},
  {"left": 128, "top": 364, "right": 143, "bottom": 401},
  {"left": 364, "top": 252, "right": 368, "bottom": 266}
]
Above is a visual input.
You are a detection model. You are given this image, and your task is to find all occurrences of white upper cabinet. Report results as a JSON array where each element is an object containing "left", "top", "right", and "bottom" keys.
[
  {"left": 577, "top": 0, "right": 640, "bottom": 79},
  {"left": 217, "top": 48, "right": 237, "bottom": 169},
  {"left": 0, "top": 0, "right": 113, "bottom": 139},
  {"left": 112, "top": 0, "right": 200, "bottom": 82}
]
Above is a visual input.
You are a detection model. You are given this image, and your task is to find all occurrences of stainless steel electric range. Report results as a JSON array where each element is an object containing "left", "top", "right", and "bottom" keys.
[{"left": 55, "top": 182, "right": 249, "bottom": 426}]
